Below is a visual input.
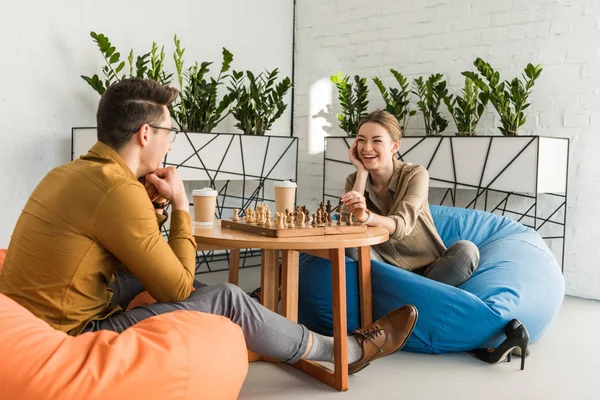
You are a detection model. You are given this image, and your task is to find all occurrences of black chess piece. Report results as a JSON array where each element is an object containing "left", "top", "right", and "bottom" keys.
[{"left": 326, "top": 200, "right": 332, "bottom": 215}]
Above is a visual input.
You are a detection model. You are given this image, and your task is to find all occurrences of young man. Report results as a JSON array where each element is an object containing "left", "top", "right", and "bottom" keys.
[{"left": 0, "top": 78, "right": 417, "bottom": 373}]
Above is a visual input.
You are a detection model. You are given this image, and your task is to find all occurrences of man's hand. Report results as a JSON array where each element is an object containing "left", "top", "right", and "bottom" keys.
[
  {"left": 139, "top": 177, "right": 167, "bottom": 214},
  {"left": 340, "top": 190, "right": 368, "bottom": 222},
  {"left": 145, "top": 167, "right": 189, "bottom": 211},
  {"left": 140, "top": 177, "right": 164, "bottom": 203}
]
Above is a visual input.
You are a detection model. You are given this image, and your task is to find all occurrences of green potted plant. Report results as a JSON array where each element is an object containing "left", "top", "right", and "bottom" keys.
[
  {"left": 330, "top": 72, "right": 369, "bottom": 137},
  {"left": 81, "top": 31, "right": 172, "bottom": 95},
  {"left": 228, "top": 68, "right": 292, "bottom": 135},
  {"left": 412, "top": 74, "right": 449, "bottom": 136},
  {"left": 172, "top": 39, "right": 236, "bottom": 133},
  {"left": 373, "top": 69, "right": 416, "bottom": 135},
  {"left": 462, "top": 58, "right": 543, "bottom": 136},
  {"left": 444, "top": 77, "right": 489, "bottom": 136}
]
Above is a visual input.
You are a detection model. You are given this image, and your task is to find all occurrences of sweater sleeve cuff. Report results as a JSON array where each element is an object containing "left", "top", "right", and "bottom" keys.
[{"left": 169, "top": 210, "right": 194, "bottom": 235}]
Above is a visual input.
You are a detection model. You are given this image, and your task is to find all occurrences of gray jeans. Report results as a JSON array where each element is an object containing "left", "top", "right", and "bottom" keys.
[
  {"left": 82, "top": 272, "right": 310, "bottom": 364},
  {"left": 346, "top": 240, "right": 480, "bottom": 287}
]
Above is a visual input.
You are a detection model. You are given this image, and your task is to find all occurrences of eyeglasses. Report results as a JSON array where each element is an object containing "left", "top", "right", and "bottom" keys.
[{"left": 148, "top": 125, "right": 179, "bottom": 143}]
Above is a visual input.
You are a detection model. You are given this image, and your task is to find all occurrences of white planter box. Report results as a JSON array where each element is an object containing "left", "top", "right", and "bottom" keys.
[
  {"left": 324, "top": 135, "right": 570, "bottom": 267},
  {"left": 72, "top": 128, "right": 297, "bottom": 183}
]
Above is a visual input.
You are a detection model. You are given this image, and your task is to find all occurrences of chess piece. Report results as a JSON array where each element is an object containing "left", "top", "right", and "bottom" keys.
[
  {"left": 347, "top": 213, "right": 354, "bottom": 226},
  {"left": 257, "top": 211, "right": 265, "bottom": 226},
  {"left": 337, "top": 213, "right": 342, "bottom": 226},
  {"left": 287, "top": 212, "right": 295, "bottom": 228},
  {"left": 248, "top": 208, "right": 256, "bottom": 224},
  {"left": 233, "top": 208, "right": 239, "bottom": 222},
  {"left": 319, "top": 201, "right": 324, "bottom": 212},
  {"left": 276, "top": 213, "right": 285, "bottom": 229},
  {"left": 266, "top": 215, "right": 273, "bottom": 228},
  {"left": 327, "top": 213, "right": 333, "bottom": 226},
  {"left": 336, "top": 199, "right": 343, "bottom": 213},
  {"left": 297, "top": 210, "right": 306, "bottom": 228},
  {"left": 326, "top": 200, "right": 332, "bottom": 215},
  {"left": 317, "top": 209, "right": 322, "bottom": 225},
  {"left": 312, "top": 213, "right": 317, "bottom": 227},
  {"left": 265, "top": 205, "right": 271, "bottom": 221}
]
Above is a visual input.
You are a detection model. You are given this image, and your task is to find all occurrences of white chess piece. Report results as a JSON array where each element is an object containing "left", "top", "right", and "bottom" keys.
[
  {"left": 277, "top": 213, "right": 286, "bottom": 229},
  {"left": 257, "top": 211, "right": 265, "bottom": 225}
]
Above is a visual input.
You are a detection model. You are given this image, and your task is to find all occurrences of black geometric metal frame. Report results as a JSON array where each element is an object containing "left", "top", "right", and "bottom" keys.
[
  {"left": 72, "top": 127, "right": 298, "bottom": 274},
  {"left": 323, "top": 135, "right": 570, "bottom": 271}
]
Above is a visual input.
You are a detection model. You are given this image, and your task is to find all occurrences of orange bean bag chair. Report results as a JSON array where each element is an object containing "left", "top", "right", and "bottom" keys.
[{"left": 0, "top": 249, "right": 248, "bottom": 400}]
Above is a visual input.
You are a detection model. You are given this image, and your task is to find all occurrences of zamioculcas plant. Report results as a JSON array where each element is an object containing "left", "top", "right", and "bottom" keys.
[
  {"left": 228, "top": 68, "right": 292, "bottom": 135},
  {"left": 330, "top": 72, "right": 369, "bottom": 137},
  {"left": 444, "top": 77, "right": 489, "bottom": 136},
  {"left": 172, "top": 39, "right": 236, "bottom": 133},
  {"left": 412, "top": 74, "right": 449, "bottom": 136},
  {"left": 373, "top": 69, "right": 416, "bottom": 134},
  {"left": 81, "top": 31, "right": 172, "bottom": 95},
  {"left": 463, "top": 58, "right": 543, "bottom": 136}
]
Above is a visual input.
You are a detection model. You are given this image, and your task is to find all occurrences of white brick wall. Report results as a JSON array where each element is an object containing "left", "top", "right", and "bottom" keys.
[{"left": 294, "top": 0, "right": 600, "bottom": 299}]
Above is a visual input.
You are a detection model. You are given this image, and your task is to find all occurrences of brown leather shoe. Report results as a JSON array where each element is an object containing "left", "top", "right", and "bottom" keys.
[{"left": 348, "top": 304, "right": 418, "bottom": 374}]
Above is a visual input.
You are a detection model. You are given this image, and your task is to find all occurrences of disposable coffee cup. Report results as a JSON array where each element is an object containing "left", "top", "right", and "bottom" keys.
[
  {"left": 192, "top": 188, "right": 218, "bottom": 226},
  {"left": 273, "top": 180, "right": 297, "bottom": 214}
]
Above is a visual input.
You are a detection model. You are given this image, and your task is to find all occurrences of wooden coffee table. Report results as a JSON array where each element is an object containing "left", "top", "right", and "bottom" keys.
[{"left": 194, "top": 221, "right": 389, "bottom": 391}]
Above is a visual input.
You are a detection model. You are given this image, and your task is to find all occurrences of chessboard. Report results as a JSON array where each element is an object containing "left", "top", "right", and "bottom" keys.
[{"left": 221, "top": 201, "right": 367, "bottom": 238}]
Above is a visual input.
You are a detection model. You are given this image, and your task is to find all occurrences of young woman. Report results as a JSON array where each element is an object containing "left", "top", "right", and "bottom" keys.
[{"left": 341, "top": 110, "right": 479, "bottom": 287}]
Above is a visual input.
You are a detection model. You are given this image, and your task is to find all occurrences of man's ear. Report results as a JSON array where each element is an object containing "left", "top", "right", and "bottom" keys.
[{"left": 135, "top": 124, "right": 151, "bottom": 147}]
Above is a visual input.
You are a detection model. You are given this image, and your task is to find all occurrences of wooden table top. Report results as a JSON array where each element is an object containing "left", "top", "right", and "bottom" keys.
[{"left": 193, "top": 220, "right": 389, "bottom": 250}]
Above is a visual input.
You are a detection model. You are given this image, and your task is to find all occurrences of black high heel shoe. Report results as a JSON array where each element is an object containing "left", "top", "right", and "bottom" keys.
[{"left": 471, "top": 319, "right": 530, "bottom": 370}]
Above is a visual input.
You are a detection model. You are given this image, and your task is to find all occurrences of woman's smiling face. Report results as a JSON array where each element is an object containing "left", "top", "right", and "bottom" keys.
[{"left": 356, "top": 122, "right": 400, "bottom": 171}]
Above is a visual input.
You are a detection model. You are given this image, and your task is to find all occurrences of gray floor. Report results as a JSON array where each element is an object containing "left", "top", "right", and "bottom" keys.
[{"left": 197, "top": 268, "right": 600, "bottom": 400}]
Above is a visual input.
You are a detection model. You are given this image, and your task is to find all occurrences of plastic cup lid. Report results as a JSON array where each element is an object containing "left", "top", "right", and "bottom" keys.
[
  {"left": 273, "top": 180, "right": 297, "bottom": 188},
  {"left": 192, "top": 187, "right": 218, "bottom": 197}
]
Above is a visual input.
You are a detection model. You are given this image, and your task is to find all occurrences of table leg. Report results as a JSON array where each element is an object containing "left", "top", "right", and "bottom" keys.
[
  {"left": 293, "top": 247, "right": 349, "bottom": 391},
  {"left": 260, "top": 249, "right": 279, "bottom": 312},
  {"left": 330, "top": 247, "right": 349, "bottom": 391},
  {"left": 281, "top": 250, "right": 299, "bottom": 322},
  {"left": 247, "top": 249, "right": 279, "bottom": 363},
  {"left": 228, "top": 248, "right": 240, "bottom": 285},
  {"left": 260, "top": 249, "right": 281, "bottom": 363},
  {"left": 358, "top": 245, "right": 373, "bottom": 327}
]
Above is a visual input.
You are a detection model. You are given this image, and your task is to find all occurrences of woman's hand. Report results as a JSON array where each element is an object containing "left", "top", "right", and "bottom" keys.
[
  {"left": 348, "top": 140, "right": 367, "bottom": 173},
  {"left": 340, "top": 190, "right": 368, "bottom": 222}
]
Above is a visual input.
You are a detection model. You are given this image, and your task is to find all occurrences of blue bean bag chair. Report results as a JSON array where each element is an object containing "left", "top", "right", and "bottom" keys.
[{"left": 298, "top": 205, "right": 565, "bottom": 354}]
